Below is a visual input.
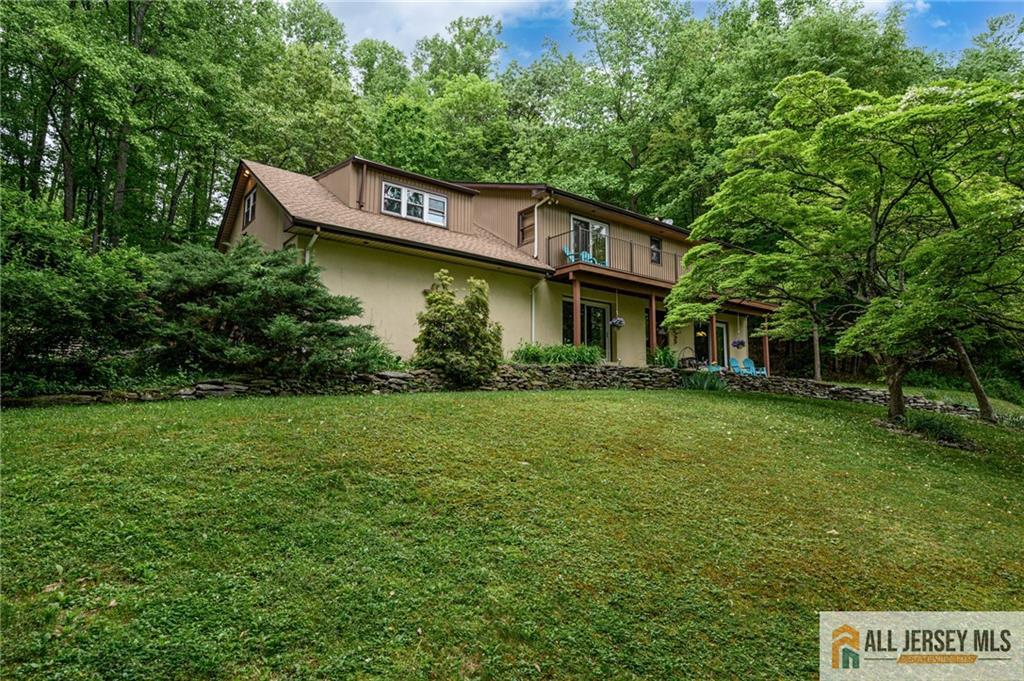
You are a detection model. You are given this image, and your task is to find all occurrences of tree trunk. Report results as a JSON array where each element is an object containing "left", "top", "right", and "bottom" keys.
[
  {"left": 59, "top": 97, "right": 75, "bottom": 222},
  {"left": 812, "top": 322, "right": 822, "bottom": 382},
  {"left": 165, "top": 168, "right": 190, "bottom": 239},
  {"left": 110, "top": 1, "right": 150, "bottom": 244},
  {"left": 951, "top": 336, "right": 996, "bottom": 422},
  {"left": 27, "top": 97, "right": 51, "bottom": 199},
  {"left": 883, "top": 360, "right": 909, "bottom": 422},
  {"left": 110, "top": 122, "right": 131, "bottom": 244}
]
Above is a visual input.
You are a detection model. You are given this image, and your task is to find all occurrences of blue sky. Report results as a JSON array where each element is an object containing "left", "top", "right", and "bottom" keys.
[{"left": 327, "top": 1, "right": 1020, "bottom": 67}]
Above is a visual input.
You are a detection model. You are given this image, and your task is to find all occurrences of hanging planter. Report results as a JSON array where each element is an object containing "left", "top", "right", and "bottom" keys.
[
  {"left": 610, "top": 316, "right": 625, "bottom": 329},
  {"left": 731, "top": 339, "right": 746, "bottom": 349}
]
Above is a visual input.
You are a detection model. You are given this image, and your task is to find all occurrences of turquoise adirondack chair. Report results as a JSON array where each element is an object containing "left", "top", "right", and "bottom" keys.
[
  {"left": 705, "top": 363, "right": 724, "bottom": 373},
  {"left": 562, "top": 245, "right": 577, "bottom": 264},
  {"left": 729, "top": 357, "right": 749, "bottom": 374},
  {"left": 743, "top": 358, "right": 767, "bottom": 376}
]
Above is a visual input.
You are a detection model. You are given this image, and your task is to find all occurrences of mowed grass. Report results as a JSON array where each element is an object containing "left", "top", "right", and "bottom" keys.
[{"left": 2, "top": 391, "right": 1023, "bottom": 679}]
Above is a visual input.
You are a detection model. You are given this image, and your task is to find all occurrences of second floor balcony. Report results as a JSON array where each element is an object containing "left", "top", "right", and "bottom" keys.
[{"left": 546, "top": 229, "right": 683, "bottom": 286}]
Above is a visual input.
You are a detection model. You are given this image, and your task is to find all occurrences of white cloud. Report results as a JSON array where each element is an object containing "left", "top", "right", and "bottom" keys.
[
  {"left": 930, "top": 17, "right": 949, "bottom": 28},
  {"left": 858, "top": 0, "right": 931, "bottom": 16},
  {"left": 323, "top": 1, "right": 571, "bottom": 57}
]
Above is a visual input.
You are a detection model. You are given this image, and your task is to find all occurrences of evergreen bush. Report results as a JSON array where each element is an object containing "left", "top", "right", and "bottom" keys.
[{"left": 412, "top": 270, "right": 502, "bottom": 387}]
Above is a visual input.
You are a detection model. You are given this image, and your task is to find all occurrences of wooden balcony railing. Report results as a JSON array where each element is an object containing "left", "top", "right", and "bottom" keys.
[{"left": 547, "top": 230, "right": 682, "bottom": 284}]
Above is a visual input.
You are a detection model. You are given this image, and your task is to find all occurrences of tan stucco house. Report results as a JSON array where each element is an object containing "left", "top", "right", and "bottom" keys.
[{"left": 217, "top": 157, "right": 773, "bottom": 369}]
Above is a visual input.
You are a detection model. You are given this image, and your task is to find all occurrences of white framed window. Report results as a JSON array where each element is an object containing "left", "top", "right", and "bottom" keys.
[
  {"left": 243, "top": 189, "right": 257, "bottom": 226},
  {"left": 382, "top": 181, "right": 447, "bottom": 227}
]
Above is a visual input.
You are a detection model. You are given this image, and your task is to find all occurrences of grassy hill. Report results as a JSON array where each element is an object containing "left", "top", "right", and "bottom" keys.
[{"left": 3, "top": 391, "right": 1022, "bottom": 678}]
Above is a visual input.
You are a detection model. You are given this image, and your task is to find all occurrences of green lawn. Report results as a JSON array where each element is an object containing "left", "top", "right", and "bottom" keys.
[{"left": 3, "top": 391, "right": 1023, "bottom": 679}]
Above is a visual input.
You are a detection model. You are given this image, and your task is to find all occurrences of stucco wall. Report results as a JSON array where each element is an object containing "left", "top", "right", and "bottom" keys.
[
  {"left": 308, "top": 239, "right": 754, "bottom": 367},
  {"left": 227, "top": 180, "right": 287, "bottom": 250},
  {"left": 532, "top": 282, "right": 650, "bottom": 366},
  {"left": 310, "top": 239, "right": 541, "bottom": 361}
]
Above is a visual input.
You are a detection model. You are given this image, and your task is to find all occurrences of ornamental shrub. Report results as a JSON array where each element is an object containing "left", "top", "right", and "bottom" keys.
[
  {"left": 905, "top": 411, "right": 967, "bottom": 444},
  {"left": 511, "top": 342, "right": 604, "bottom": 365},
  {"left": 647, "top": 346, "right": 679, "bottom": 368},
  {"left": 149, "top": 238, "right": 398, "bottom": 378},
  {"left": 412, "top": 269, "right": 502, "bottom": 387},
  {"left": 682, "top": 371, "right": 726, "bottom": 391}
]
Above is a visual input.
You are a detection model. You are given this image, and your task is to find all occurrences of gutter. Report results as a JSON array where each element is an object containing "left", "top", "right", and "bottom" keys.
[{"left": 287, "top": 219, "right": 554, "bottom": 275}]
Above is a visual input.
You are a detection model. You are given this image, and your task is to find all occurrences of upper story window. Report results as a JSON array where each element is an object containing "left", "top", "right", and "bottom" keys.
[
  {"left": 382, "top": 181, "right": 447, "bottom": 227},
  {"left": 650, "top": 236, "right": 662, "bottom": 264},
  {"left": 243, "top": 189, "right": 257, "bottom": 226},
  {"left": 518, "top": 210, "right": 535, "bottom": 246}
]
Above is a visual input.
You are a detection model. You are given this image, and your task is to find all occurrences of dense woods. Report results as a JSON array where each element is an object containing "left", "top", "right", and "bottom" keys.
[
  {"left": 6, "top": 0, "right": 1020, "bottom": 249},
  {"left": 1, "top": 0, "right": 1022, "bottom": 412}
]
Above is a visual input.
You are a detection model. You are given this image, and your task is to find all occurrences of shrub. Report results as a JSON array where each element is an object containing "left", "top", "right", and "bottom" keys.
[
  {"left": 150, "top": 238, "right": 397, "bottom": 378},
  {"left": 1, "top": 199, "right": 399, "bottom": 394},
  {"left": 905, "top": 411, "right": 968, "bottom": 444},
  {"left": 511, "top": 342, "right": 603, "bottom": 365},
  {"left": 1, "top": 190, "right": 155, "bottom": 393},
  {"left": 412, "top": 269, "right": 502, "bottom": 387},
  {"left": 648, "top": 346, "right": 678, "bottom": 368},
  {"left": 682, "top": 370, "right": 726, "bottom": 391}
]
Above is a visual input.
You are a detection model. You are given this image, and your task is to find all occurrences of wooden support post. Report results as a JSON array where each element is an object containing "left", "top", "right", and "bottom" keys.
[
  {"left": 710, "top": 314, "right": 718, "bottom": 365},
  {"left": 762, "top": 327, "right": 770, "bottom": 377},
  {"left": 572, "top": 276, "right": 582, "bottom": 347},
  {"left": 648, "top": 293, "right": 657, "bottom": 355}
]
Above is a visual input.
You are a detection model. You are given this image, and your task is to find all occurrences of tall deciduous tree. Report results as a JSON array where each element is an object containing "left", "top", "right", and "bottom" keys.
[
  {"left": 351, "top": 38, "right": 410, "bottom": 99},
  {"left": 664, "top": 73, "right": 1024, "bottom": 421},
  {"left": 412, "top": 16, "right": 504, "bottom": 83}
]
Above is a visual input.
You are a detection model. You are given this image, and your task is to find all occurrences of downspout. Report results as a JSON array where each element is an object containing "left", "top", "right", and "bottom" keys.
[
  {"left": 530, "top": 192, "right": 553, "bottom": 342},
  {"left": 533, "top": 193, "right": 552, "bottom": 260},
  {"left": 304, "top": 226, "right": 320, "bottom": 265},
  {"left": 530, "top": 277, "right": 544, "bottom": 343}
]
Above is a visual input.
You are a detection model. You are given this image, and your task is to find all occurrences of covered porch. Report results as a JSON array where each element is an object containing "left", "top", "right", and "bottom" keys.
[{"left": 553, "top": 268, "right": 773, "bottom": 373}]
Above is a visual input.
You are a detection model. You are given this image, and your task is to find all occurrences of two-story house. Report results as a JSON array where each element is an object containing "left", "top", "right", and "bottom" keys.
[{"left": 216, "top": 157, "right": 773, "bottom": 369}]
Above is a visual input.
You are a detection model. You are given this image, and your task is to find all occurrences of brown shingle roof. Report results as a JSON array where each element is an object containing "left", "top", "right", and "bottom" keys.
[{"left": 242, "top": 160, "right": 551, "bottom": 273}]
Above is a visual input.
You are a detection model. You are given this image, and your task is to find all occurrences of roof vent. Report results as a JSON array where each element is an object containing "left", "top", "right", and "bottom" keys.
[{"left": 663, "top": 218, "right": 674, "bottom": 225}]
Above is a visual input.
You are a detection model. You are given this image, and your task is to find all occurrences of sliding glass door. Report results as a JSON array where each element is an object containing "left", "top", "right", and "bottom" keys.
[
  {"left": 571, "top": 216, "right": 608, "bottom": 265},
  {"left": 562, "top": 300, "right": 610, "bottom": 359}
]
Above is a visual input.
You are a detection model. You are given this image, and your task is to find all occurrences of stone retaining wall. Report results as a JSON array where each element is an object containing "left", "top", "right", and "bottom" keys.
[
  {"left": 719, "top": 373, "right": 979, "bottom": 417},
  {"left": 2, "top": 365, "right": 981, "bottom": 418}
]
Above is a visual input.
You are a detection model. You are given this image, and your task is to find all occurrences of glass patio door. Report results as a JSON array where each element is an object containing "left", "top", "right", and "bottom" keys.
[
  {"left": 571, "top": 217, "right": 608, "bottom": 265},
  {"left": 715, "top": 321, "right": 729, "bottom": 364},
  {"left": 562, "top": 300, "right": 611, "bottom": 359}
]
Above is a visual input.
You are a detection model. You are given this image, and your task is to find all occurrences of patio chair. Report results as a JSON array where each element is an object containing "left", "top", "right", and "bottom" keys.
[
  {"left": 705, "top": 363, "right": 724, "bottom": 373},
  {"left": 562, "top": 245, "right": 577, "bottom": 264},
  {"left": 580, "top": 250, "right": 596, "bottom": 264},
  {"left": 729, "top": 357, "right": 748, "bottom": 375},
  {"left": 743, "top": 357, "right": 767, "bottom": 377}
]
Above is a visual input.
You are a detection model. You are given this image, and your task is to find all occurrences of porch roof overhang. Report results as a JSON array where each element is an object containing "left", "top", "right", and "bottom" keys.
[
  {"left": 551, "top": 263, "right": 776, "bottom": 316},
  {"left": 552, "top": 263, "right": 672, "bottom": 298}
]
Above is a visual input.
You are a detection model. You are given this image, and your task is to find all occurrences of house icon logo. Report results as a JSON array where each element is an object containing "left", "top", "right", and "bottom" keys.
[{"left": 832, "top": 624, "right": 860, "bottom": 669}]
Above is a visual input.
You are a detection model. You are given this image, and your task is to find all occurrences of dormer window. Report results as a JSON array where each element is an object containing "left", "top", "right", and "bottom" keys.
[
  {"left": 243, "top": 189, "right": 257, "bottom": 226},
  {"left": 382, "top": 181, "right": 447, "bottom": 227}
]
